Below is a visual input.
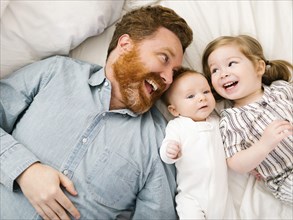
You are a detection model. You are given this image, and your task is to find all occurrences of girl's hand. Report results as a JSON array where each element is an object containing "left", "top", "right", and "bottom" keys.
[
  {"left": 166, "top": 140, "right": 181, "bottom": 159},
  {"left": 249, "top": 169, "right": 263, "bottom": 181},
  {"left": 260, "top": 119, "right": 292, "bottom": 151}
]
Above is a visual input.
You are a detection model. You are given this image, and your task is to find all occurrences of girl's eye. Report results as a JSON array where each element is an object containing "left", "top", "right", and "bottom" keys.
[
  {"left": 211, "top": 68, "right": 218, "bottom": 74},
  {"left": 228, "top": 61, "right": 237, "bottom": 67}
]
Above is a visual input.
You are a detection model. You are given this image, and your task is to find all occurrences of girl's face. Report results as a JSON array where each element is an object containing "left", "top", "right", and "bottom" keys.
[{"left": 207, "top": 45, "right": 265, "bottom": 107}]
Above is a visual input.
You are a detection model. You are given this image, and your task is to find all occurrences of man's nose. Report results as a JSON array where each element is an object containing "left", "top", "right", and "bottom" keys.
[{"left": 160, "top": 69, "right": 173, "bottom": 85}]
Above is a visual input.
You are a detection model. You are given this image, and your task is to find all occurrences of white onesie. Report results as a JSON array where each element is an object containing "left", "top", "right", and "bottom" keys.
[{"left": 160, "top": 114, "right": 236, "bottom": 219}]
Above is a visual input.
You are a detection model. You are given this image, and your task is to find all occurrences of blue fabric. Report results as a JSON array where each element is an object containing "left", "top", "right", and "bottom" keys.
[{"left": 0, "top": 55, "right": 177, "bottom": 219}]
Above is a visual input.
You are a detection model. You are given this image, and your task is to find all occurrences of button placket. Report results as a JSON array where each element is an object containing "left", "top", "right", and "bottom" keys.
[
  {"left": 261, "top": 101, "right": 267, "bottom": 107},
  {"left": 63, "top": 169, "right": 69, "bottom": 176},
  {"left": 82, "top": 137, "right": 88, "bottom": 144}
]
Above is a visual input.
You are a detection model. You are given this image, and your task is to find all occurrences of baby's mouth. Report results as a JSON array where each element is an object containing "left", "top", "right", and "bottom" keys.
[{"left": 199, "top": 105, "right": 208, "bottom": 110}]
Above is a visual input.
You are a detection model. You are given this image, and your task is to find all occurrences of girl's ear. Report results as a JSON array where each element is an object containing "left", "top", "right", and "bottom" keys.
[
  {"left": 117, "top": 34, "right": 133, "bottom": 53},
  {"left": 256, "top": 59, "right": 266, "bottom": 76},
  {"left": 167, "top": 105, "right": 180, "bottom": 117}
]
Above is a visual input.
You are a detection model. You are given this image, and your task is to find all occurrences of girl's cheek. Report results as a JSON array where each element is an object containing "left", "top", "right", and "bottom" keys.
[{"left": 211, "top": 77, "right": 217, "bottom": 88}]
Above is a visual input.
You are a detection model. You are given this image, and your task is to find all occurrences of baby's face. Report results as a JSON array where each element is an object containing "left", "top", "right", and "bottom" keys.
[{"left": 168, "top": 72, "right": 216, "bottom": 121}]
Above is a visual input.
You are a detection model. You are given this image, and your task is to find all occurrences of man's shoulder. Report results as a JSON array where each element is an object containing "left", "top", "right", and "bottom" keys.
[
  {"left": 136, "top": 106, "right": 167, "bottom": 134},
  {"left": 149, "top": 106, "right": 167, "bottom": 126},
  {"left": 42, "top": 55, "right": 102, "bottom": 69}
]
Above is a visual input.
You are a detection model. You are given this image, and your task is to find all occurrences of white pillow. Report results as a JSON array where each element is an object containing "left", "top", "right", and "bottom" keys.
[
  {"left": 160, "top": 1, "right": 293, "bottom": 73},
  {"left": 70, "top": 0, "right": 160, "bottom": 67},
  {"left": 0, "top": 0, "right": 124, "bottom": 78},
  {"left": 0, "top": 0, "right": 9, "bottom": 18}
]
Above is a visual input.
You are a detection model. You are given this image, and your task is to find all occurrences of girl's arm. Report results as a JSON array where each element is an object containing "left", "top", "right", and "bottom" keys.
[{"left": 227, "top": 119, "right": 292, "bottom": 173}]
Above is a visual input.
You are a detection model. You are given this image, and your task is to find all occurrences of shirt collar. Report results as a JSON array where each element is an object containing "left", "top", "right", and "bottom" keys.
[
  {"left": 262, "top": 84, "right": 271, "bottom": 100},
  {"left": 87, "top": 67, "right": 139, "bottom": 117},
  {"left": 221, "top": 84, "right": 270, "bottom": 115},
  {"left": 88, "top": 67, "right": 106, "bottom": 86}
]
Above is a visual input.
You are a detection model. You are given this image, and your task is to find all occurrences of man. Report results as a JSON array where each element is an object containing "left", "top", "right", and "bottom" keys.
[{"left": 0, "top": 5, "right": 193, "bottom": 219}]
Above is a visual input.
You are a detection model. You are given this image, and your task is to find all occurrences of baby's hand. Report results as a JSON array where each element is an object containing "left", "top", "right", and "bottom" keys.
[
  {"left": 261, "top": 119, "right": 292, "bottom": 151},
  {"left": 166, "top": 140, "right": 181, "bottom": 159}
]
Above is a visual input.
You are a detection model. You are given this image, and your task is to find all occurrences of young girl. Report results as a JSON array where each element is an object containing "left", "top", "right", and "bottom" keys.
[
  {"left": 160, "top": 67, "right": 236, "bottom": 219},
  {"left": 202, "top": 35, "right": 293, "bottom": 205}
]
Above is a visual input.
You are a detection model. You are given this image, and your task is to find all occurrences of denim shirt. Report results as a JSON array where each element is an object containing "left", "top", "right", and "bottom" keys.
[{"left": 0, "top": 56, "right": 177, "bottom": 219}]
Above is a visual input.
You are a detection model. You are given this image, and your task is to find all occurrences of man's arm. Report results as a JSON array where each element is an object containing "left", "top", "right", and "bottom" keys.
[
  {"left": 0, "top": 57, "right": 80, "bottom": 219},
  {"left": 0, "top": 58, "right": 55, "bottom": 190}
]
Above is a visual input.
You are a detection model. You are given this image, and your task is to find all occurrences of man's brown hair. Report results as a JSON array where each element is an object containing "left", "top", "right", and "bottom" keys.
[{"left": 106, "top": 5, "right": 193, "bottom": 59}]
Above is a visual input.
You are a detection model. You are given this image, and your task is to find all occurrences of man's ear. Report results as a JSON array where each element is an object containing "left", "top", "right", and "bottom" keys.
[
  {"left": 256, "top": 59, "right": 266, "bottom": 77},
  {"left": 117, "top": 34, "right": 133, "bottom": 53},
  {"left": 167, "top": 105, "right": 180, "bottom": 117}
]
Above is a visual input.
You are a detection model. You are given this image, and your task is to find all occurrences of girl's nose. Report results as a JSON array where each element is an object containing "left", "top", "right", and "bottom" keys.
[{"left": 220, "top": 69, "right": 230, "bottom": 78}]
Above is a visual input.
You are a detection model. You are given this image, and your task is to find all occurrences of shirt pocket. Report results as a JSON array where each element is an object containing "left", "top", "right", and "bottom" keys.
[{"left": 86, "top": 149, "right": 140, "bottom": 210}]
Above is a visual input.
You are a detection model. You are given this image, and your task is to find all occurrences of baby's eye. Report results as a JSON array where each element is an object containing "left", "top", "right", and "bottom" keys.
[
  {"left": 187, "top": 94, "right": 195, "bottom": 99},
  {"left": 203, "top": 90, "right": 210, "bottom": 94}
]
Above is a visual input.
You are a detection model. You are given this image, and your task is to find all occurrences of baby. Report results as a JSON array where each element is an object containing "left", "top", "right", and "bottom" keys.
[{"left": 160, "top": 67, "right": 236, "bottom": 219}]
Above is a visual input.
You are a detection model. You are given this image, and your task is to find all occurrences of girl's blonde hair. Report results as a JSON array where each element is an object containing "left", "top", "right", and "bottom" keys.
[{"left": 202, "top": 35, "right": 292, "bottom": 100}]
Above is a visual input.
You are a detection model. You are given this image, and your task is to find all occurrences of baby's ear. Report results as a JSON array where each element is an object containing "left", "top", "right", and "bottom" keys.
[{"left": 167, "top": 105, "right": 180, "bottom": 117}]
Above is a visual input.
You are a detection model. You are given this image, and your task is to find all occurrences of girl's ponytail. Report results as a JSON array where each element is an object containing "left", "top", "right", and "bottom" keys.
[{"left": 262, "top": 60, "right": 292, "bottom": 85}]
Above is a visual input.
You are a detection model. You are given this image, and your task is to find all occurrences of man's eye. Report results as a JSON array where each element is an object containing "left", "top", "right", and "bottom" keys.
[{"left": 161, "top": 54, "right": 169, "bottom": 63}]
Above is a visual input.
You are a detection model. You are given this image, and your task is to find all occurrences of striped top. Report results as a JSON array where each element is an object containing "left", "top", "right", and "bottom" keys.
[{"left": 220, "top": 80, "right": 293, "bottom": 181}]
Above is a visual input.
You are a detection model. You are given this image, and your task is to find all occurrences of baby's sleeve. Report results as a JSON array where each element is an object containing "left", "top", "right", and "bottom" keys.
[{"left": 159, "top": 120, "right": 181, "bottom": 164}]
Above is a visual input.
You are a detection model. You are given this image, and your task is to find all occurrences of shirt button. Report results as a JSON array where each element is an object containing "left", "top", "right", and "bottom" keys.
[
  {"left": 104, "top": 82, "right": 109, "bottom": 87},
  {"left": 102, "top": 113, "right": 106, "bottom": 117},
  {"left": 261, "top": 101, "right": 267, "bottom": 107},
  {"left": 98, "top": 88, "right": 101, "bottom": 92},
  {"left": 82, "top": 138, "right": 88, "bottom": 143},
  {"left": 63, "top": 169, "right": 69, "bottom": 176}
]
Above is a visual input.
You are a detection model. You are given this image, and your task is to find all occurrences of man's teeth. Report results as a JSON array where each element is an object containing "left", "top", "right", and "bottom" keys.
[{"left": 146, "top": 79, "right": 158, "bottom": 91}]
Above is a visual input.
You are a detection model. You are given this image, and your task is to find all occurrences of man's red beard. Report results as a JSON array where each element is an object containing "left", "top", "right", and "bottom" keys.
[{"left": 112, "top": 47, "right": 166, "bottom": 114}]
